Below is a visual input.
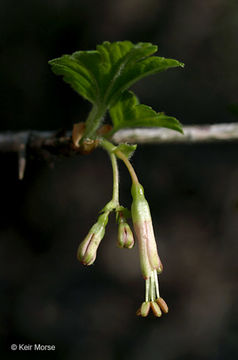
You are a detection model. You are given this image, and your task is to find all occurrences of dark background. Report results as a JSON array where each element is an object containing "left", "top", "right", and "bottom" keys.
[{"left": 0, "top": 0, "right": 238, "bottom": 359}]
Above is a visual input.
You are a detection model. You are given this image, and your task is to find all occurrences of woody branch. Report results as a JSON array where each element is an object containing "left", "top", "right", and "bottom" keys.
[
  {"left": 0, "top": 123, "right": 238, "bottom": 155},
  {"left": 1, "top": 123, "right": 237, "bottom": 180}
]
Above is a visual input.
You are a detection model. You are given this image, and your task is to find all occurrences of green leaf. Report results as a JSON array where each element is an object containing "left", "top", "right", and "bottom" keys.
[
  {"left": 49, "top": 51, "right": 101, "bottom": 104},
  {"left": 49, "top": 41, "right": 184, "bottom": 108},
  {"left": 114, "top": 143, "right": 137, "bottom": 159},
  {"left": 49, "top": 41, "right": 184, "bottom": 139},
  {"left": 107, "top": 56, "right": 184, "bottom": 107},
  {"left": 109, "top": 91, "right": 183, "bottom": 134}
]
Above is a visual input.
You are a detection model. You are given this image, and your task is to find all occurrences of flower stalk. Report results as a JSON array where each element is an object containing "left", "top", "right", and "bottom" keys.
[{"left": 77, "top": 147, "right": 120, "bottom": 266}]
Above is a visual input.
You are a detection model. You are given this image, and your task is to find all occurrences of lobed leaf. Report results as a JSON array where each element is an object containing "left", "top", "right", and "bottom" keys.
[
  {"left": 49, "top": 52, "right": 101, "bottom": 104},
  {"left": 49, "top": 41, "right": 184, "bottom": 139},
  {"left": 49, "top": 41, "right": 184, "bottom": 108},
  {"left": 109, "top": 91, "right": 183, "bottom": 134},
  {"left": 107, "top": 56, "right": 184, "bottom": 107}
]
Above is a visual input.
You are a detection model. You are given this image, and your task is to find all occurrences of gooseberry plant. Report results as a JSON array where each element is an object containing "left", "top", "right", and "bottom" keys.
[{"left": 49, "top": 41, "right": 184, "bottom": 317}]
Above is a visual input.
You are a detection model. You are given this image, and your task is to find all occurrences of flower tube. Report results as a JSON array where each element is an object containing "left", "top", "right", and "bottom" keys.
[{"left": 131, "top": 182, "right": 168, "bottom": 317}]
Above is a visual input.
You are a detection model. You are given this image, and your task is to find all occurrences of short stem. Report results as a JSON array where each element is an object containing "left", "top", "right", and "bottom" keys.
[
  {"left": 115, "top": 150, "right": 139, "bottom": 184},
  {"left": 110, "top": 153, "right": 119, "bottom": 206},
  {"left": 80, "top": 104, "right": 106, "bottom": 142},
  {"left": 100, "top": 138, "right": 139, "bottom": 184},
  {"left": 99, "top": 138, "right": 117, "bottom": 153}
]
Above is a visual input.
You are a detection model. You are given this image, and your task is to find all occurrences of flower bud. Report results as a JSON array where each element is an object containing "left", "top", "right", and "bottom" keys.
[
  {"left": 118, "top": 222, "right": 134, "bottom": 248},
  {"left": 77, "top": 212, "right": 109, "bottom": 265},
  {"left": 131, "top": 183, "right": 163, "bottom": 278},
  {"left": 117, "top": 212, "right": 134, "bottom": 248}
]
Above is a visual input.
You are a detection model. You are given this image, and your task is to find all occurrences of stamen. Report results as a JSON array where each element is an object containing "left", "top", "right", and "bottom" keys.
[
  {"left": 150, "top": 271, "right": 155, "bottom": 301},
  {"left": 140, "top": 270, "right": 168, "bottom": 317},
  {"left": 145, "top": 278, "right": 150, "bottom": 302},
  {"left": 154, "top": 269, "right": 160, "bottom": 299}
]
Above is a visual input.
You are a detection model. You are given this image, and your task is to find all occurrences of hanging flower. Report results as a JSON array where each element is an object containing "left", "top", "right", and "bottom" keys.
[
  {"left": 117, "top": 211, "right": 134, "bottom": 249},
  {"left": 77, "top": 212, "right": 109, "bottom": 265},
  {"left": 131, "top": 182, "right": 168, "bottom": 317}
]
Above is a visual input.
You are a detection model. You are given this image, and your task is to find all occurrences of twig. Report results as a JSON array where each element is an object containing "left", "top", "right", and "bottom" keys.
[
  {"left": 1, "top": 124, "right": 238, "bottom": 180},
  {"left": 112, "top": 123, "right": 238, "bottom": 144},
  {"left": 0, "top": 123, "right": 238, "bottom": 156}
]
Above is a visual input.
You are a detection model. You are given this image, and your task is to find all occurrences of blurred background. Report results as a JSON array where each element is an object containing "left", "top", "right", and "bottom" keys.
[{"left": 0, "top": 0, "right": 238, "bottom": 359}]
